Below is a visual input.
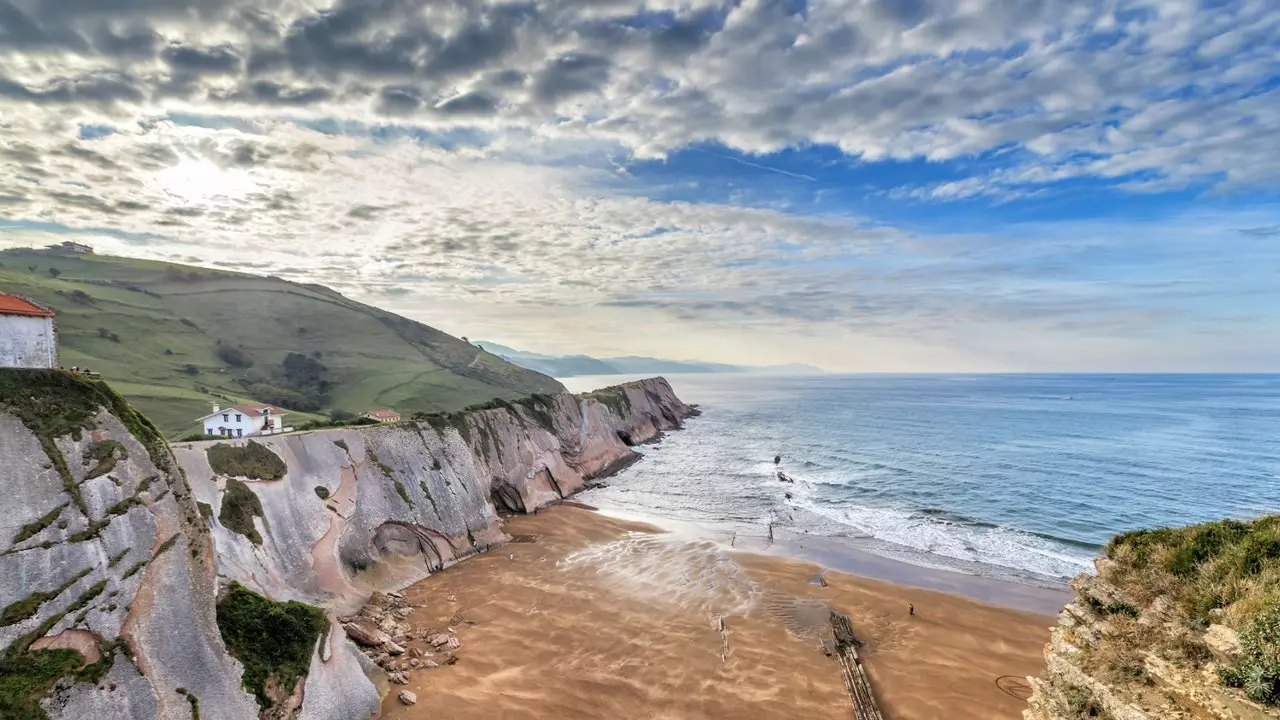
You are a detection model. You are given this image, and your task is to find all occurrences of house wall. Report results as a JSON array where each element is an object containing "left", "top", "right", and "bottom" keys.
[
  {"left": 203, "top": 410, "right": 280, "bottom": 438},
  {"left": 0, "top": 315, "right": 57, "bottom": 368}
]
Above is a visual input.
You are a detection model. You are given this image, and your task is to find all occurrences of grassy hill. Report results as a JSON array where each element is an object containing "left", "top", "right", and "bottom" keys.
[{"left": 0, "top": 248, "right": 564, "bottom": 436}]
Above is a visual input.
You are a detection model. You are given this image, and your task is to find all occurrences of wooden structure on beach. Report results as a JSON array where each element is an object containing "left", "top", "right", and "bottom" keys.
[{"left": 830, "top": 611, "right": 886, "bottom": 720}]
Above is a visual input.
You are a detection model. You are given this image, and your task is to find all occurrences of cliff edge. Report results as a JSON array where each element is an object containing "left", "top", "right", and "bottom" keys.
[
  {"left": 0, "top": 371, "right": 695, "bottom": 719},
  {"left": 1025, "top": 517, "right": 1280, "bottom": 720}
]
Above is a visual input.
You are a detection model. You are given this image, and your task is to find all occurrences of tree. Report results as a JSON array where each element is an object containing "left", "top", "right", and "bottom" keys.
[{"left": 47, "top": 268, "right": 61, "bottom": 279}]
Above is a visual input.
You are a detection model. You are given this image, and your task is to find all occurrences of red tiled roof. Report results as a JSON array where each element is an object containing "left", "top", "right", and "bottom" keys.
[
  {"left": 201, "top": 404, "right": 285, "bottom": 419},
  {"left": 363, "top": 409, "right": 400, "bottom": 419},
  {"left": 0, "top": 294, "right": 54, "bottom": 318},
  {"left": 232, "top": 404, "right": 284, "bottom": 415}
]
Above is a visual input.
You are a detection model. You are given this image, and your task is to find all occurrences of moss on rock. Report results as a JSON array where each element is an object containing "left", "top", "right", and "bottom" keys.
[
  {"left": 215, "top": 582, "right": 326, "bottom": 711},
  {"left": 206, "top": 441, "right": 286, "bottom": 481},
  {"left": 219, "top": 479, "right": 264, "bottom": 545}
]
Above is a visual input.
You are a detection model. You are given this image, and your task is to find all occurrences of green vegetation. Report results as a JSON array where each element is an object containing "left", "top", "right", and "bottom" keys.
[
  {"left": 0, "top": 248, "right": 563, "bottom": 437},
  {"left": 583, "top": 386, "right": 633, "bottom": 418},
  {"left": 1062, "top": 683, "right": 1112, "bottom": 719},
  {"left": 82, "top": 439, "right": 127, "bottom": 480},
  {"left": 0, "top": 647, "right": 85, "bottom": 720},
  {"left": 512, "top": 394, "right": 557, "bottom": 432},
  {"left": 11, "top": 504, "right": 67, "bottom": 545},
  {"left": 176, "top": 687, "right": 201, "bottom": 719},
  {"left": 0, "top": 568, "right": 92, "bottom": 627},
  {"left": 197, "top": 501, "right": 213, "bottom": 519},
  {"left": 219, "top": 479, "right": 265, "bottom": 544},
  {"left": 314, "top": 486, "right": 330, "bottom": 500},
  {"left": 206, "top": 441, "right": 286, "bottom": 481},
  {"left": 1220, "top": 607, "right": 1280, "bottom": 703},
  {"left": 1097, "top": 516, "right": 1280, "bottom": 704},
  {"left": 215, "top": 582, "right": 327, "bottom": 711},
  {"left": 1107, "top": 517, "right": 1280, "bottom": 624},
  {"left": 0, "top": 369, "right": 171, "bottom": 513}
]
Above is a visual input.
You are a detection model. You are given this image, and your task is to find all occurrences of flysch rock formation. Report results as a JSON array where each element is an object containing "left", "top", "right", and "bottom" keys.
[
  {"left": 1024, "top": 560, "right": 1280, "bottom": 720},
  {"left": 0, "top": 371, "right": 694, "bottom": 720}
]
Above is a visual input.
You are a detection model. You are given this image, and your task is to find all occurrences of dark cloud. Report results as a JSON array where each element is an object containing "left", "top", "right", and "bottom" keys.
[
  {"left": 532, "top": 54, "right": 610, "bottom": 104},
  {"left": 435, "top": 90, "right": 497, "bottom": 116},
  {"left": 0, "top": 72, "right": 143, "bottom": 104},
  {"left": 377, "top": 85, "right": 423, "bottom": 114},
  {"left": 59, "top": 143, "right": 121, "bottom": 170},
  {"left": 161, "top": 43, "right": 241, "bottom": 73}
]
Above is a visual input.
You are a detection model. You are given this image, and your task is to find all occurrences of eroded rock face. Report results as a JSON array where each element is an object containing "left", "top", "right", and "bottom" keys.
[
  {"left": 1, "top": 374, "right": 692, "bottom": 720},
  {"left": 0, "top": 381, "right": 260, "bottom": 720}
]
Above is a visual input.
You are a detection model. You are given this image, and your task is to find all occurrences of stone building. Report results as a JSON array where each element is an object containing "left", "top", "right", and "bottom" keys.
[{"left": 0, "top": 294, "right": 58, "bottom": 368}]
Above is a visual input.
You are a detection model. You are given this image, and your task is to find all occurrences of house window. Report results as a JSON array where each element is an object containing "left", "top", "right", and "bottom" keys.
[
  {"left": 237, "top": 428, "right": 243, "bottom": 437},
  {"left": 235, "top": 414, "right": 242, "bottom": 422},
  {"left": 223, "top": 413, "right": 229, "bottom": 422}
]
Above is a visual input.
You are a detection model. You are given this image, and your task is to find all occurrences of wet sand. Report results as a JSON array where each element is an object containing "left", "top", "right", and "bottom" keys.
[{"left": 378, "top": 505, "right": 1057, "bottom": 720}]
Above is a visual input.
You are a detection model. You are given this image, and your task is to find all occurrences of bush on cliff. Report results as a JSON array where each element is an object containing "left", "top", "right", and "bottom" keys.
[
  {"left": 219, "top": 478, "right": 265, "bottom": 545},
  {"left": 1220, "top": 607, "right": 1280, "bottom": 704},
  {"left": 206, "top": 440, "right": 286, "bottom": 481},
  {"left": 215, "top": 582, "right": 327, "bottom": 711}
]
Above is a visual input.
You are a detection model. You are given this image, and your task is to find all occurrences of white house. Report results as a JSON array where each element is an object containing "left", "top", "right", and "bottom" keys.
[
  {"left": 199, "top": 403, "right": 292, "bottom": 438},
  {"left": 360, "top": 409, "right": 401, "bottom": 423},
  {"left": 47, "top": 241, "right": 94, "bottom": 254},
  {"left": 0, "top": 294, "right": 58, "bottom": 368}
]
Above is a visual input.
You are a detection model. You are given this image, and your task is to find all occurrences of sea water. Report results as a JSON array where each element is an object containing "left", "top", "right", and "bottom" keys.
[{"left": 565, "top": 374, "right": 1280, "bottom": 588}]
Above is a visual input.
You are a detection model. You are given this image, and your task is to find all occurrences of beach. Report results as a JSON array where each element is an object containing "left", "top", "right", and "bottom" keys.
[{"left": 377, "top": 505, "right": 1058, "bottom": 720}]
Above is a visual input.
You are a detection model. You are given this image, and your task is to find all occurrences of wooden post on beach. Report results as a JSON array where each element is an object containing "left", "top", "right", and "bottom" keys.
[{"left": 830, "top": 611, "right": 885, "bottom": 720}]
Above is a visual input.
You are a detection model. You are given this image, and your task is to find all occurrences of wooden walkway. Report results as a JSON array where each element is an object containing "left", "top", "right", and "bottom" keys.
[{"left": 830, "top": 611, "right": 886, "bottom": 720}]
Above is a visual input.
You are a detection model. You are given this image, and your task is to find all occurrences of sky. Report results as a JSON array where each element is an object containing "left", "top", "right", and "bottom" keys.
[{"left": 0, "top": 0, "right": 1278, "bottom": 372}]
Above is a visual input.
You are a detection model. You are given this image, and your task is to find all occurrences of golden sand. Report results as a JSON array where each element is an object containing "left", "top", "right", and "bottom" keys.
[{"left": 378, "top": 506, "right": 1054, "bottom": 720}]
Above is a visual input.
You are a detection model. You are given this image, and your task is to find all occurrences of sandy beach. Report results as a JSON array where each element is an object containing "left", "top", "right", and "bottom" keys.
[{"left": 377, "top": 505, "right": 1057, "bottom": 720}]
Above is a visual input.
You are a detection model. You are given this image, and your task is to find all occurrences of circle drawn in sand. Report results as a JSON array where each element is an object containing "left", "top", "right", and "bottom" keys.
[{"left": 995, "top": 675, "right": 1033, "bottom": 700}]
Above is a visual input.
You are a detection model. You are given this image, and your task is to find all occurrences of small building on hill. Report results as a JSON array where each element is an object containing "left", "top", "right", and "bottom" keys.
[
  {"left": 47, "top": 241, "right": 94, "bottom": 254},
  {"left": 0, "top": 294, "right": 58, "bottom": 368},
  {"left": 360, "top": 409, "right": 401, "bottom": 423},
  {"left": 199, "top": 403, "right": 292, "bottom": 438}
]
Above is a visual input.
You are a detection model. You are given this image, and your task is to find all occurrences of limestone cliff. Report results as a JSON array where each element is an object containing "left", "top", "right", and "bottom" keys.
[
  {"left": 0, "top": 372, "right": 694, "bottom": 719},
  {"left": 1025, "top": 519, "right": 1280, "bottom": 720}
]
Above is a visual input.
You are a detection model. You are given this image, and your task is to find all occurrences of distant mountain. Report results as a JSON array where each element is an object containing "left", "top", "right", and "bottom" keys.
[
  {"left": 474, "top": 342, "right": 824, "bottom": 378},
  {"left": 0, "top": 248, "right": 564, "bottom": 435}
]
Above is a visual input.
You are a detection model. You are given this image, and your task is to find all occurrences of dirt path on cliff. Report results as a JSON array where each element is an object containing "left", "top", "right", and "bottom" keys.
[{"left": 379, "top": 506, "right": 1053, "bottom": 720}]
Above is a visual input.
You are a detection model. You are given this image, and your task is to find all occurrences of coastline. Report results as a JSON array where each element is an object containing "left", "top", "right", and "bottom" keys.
[
  {"left": 580, "top": 501, "right": 1075, "bottom": 616},
  {"left": 378, "top": 505, "right": 1057, "bottom": 720}
]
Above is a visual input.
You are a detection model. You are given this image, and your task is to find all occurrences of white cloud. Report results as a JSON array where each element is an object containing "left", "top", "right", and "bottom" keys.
[{"left": 1, "top": 0, "right": 1278, "bottom": 369}]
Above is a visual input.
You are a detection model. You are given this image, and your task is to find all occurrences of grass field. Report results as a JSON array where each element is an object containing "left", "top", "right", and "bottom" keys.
[{"left": 0, "top": 248, "right": 564, "bottom": 436}]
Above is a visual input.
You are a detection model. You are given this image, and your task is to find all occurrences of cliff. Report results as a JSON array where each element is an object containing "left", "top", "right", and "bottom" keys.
[
  {"left": 1025, "top": 518, "right": 1280, "bottom": 720},
  {"left": 0, "top": 371, "right": 695, "bottom": 719}
]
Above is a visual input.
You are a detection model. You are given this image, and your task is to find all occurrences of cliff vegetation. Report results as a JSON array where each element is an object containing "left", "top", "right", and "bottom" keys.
[{"left": 1027, "top": 515, "right": 1280, "bottom": 719}]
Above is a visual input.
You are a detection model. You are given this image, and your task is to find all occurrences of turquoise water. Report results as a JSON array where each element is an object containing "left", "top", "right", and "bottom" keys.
[{"left": 567, "top": 374, "right": 1280, "bottom": 587}]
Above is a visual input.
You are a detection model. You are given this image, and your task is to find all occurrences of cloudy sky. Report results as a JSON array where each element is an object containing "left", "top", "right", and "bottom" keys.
[{"left": 1, "top": 0, "right": 1278, "bottom": 371}]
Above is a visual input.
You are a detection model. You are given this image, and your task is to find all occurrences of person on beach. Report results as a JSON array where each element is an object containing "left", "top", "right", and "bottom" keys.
[{"left": 909, "top": 603, "right": 915, "bottom": 616}]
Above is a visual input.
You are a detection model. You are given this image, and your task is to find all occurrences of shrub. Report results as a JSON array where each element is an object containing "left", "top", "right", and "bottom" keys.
[
  {"left": 97, "top": 327, "right": 120, "bottom": 343},
  {"left": 1221, "top": 608, "right": 1280, "bottom": 704},
  {"left": 215, "top": 344, "right": 254, "bottom": 368},
  {"left": 219, "top": 478, "right": 264, "bottom": 545},
  {"left": 215, "top": 582, "right": 327, "bottom": 711},
  {"left": 207, "top": 441, "right": 286, "bottom": 481},
  {"left": 182, "top": 363, "right": 199, "bottom": 374},
  {"left": 314, "top": 486, "right": 330, "bottom": 500},
  {"left": 47, "top": 268, "right": 61, "bottom": 279}
]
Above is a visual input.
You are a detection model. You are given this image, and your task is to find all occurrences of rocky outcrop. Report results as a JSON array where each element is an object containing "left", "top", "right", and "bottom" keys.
[
  {"left": 0, "top": 370, "right": 260, "bottom": 720},
  {"left": 1024, "top": 561, "right": 1280, "bottom": 720},
  {"left": 0, "top": 371, "right": 694, "bottom": 720}
]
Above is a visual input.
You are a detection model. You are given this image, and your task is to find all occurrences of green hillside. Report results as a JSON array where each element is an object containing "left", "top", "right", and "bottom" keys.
[{"left": 0, "top": 248, "right": 564, "bottom": 436}]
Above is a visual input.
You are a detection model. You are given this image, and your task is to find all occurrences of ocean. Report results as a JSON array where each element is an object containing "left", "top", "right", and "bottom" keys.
[{"left": 564, "top": 374, "right": 1280, "bottom": 589}]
